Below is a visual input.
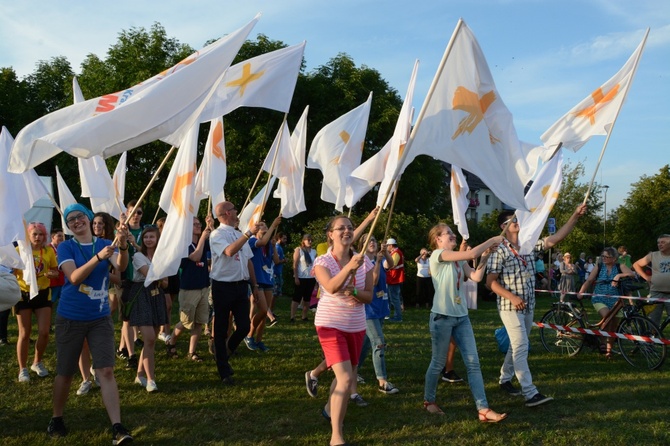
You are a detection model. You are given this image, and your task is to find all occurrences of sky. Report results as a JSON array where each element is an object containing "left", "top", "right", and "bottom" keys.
[{"left": 1, "top": 0, "right": 669, "bottom": 212}]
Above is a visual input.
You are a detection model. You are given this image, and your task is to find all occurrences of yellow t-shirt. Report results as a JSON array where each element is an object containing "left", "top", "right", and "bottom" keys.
[{"left": 15, "top": 246, "right": 58, "bottom": 293}]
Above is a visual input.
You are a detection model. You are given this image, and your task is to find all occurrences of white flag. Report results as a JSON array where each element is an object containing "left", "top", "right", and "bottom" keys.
[
  {"left": 239, "top": 177, "right": 277, "bottom": 233},
  {"left": 450, "top": 165, "right": 471, "bottom": 240},
  {"left": 8, "top": 15, "right": 259, "bottom": 172},
  {"left": 410, "top": 20, "right": 549, "bottom": 210},
  {"left": 0, "top": 127, "right": 46, "bottom": 246},
  {"left": 270, "top": 107, "right": 308, "bottom": 218},
  {"left": 377, "top": 60, "right": 419, "bottom": 208},
  {"left": 345, "top": 140, "right": 390, "bottom": 208},
  {"left": 0, "top": 244, "right": 24, "bottom": 271},
  {"left": 307, "top": 93, "right": 372, "bottom": 211},
  {"left": 55, "top": 166, "right": 78, "bottom": 235},
  {"left": 145, "top": 125, "right": 198, "bottom": 286},
  {"left": 516, "top": 151, "right": 563, "bottom": 254},
  {"left": 194, "top": 117, "right": 226, "bottom": 212},
  {"left": 541, "top": 30, "right": 648, "bottom": 152},
  {"left": 17, "top": 239, "right": 39, "bottom": 298}
]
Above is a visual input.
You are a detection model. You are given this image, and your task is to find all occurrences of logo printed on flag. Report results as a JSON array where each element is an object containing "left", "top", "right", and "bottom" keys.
[
  {"left": 451, "top": 88, "right": 496, "bottom": 139},
  {"left": 171, "top": 166, "right": 196, "bottom": 216},
  {"left": 225, "top": 63, "right": 265, "bottom": 96},
  {"left": 573, "top": 86, "right": 620, "bottom": 125}
]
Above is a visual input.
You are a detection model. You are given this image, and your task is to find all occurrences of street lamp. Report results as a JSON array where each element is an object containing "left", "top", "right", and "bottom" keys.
[{"left": 603, "top": 185, "right": 609, "bottom": 249}]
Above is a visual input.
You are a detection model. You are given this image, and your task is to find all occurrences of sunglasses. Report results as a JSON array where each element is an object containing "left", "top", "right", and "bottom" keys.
[
  {"left": 332, "top": 225, "right": 354, "bottom": 232},
  {"left": 503, "top": 216, "right": 518, "bottom": 225}
]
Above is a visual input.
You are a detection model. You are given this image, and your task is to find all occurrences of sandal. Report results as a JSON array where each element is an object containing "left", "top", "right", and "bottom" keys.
[
  {"left": 189, "top": 352, "right": 203, "bottom": 362},
  {"left": 166, "top": 343, "right": 178, "bottom": 358},
  {"left": 423, "top": 401, "right": 445, "bottom": 415},
  {"left": 478, "top": 408, "right": 507, "bottom": 423}
]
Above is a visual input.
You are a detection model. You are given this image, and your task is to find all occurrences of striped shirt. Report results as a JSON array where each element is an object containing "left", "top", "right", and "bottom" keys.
[
  {"left": 487, "top": 238, "right": 545, "bottom": 313},
  {"left": 314, "top": 251, "right": 373, "bottom": 333}
]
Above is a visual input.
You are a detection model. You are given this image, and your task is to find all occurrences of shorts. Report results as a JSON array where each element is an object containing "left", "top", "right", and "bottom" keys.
[
  {"left": 258, "top": 283, "right": 273, "bottom": 291},
  {"left": 178, "top": 288, "right": 210, "bottom": 330},
  {"left": 55, "top": 314, "right": 116, "bottom": 376},
  {"left": 293, "top": 278, "right": 316, "bottom": 303},
  {"left": 15, "top": 288, "right": 52, "bottom": 312},
  {"left": 316, "top": 326, "right": 365, "bottom": 368}
]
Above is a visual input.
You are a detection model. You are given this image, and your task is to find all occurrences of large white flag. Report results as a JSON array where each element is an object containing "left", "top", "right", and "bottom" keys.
[
  {"left": 0, "top": 244, "right": 23, "bottom": 270},
  {"left": 8, "top": 15, "right": 259, "bottom": 172},
  {"left": 410, "top": 20, "right": 549, "bottom": 210},
  {"left": 238, "top": 177, "right": 277, "bottom": 233},
  {"left": 450, "top": 165, "right": 471, "bottom": 240},
  {"left": 376, "top": 60, "right": 419, "bottom": 208},
  {"left": 275, "top": 106, "right": 309, "bottom": 218},
  {"left": 145, "top": 125, "right": 198, "bottom": 286},
  {"left": 1, "top": 127, "right": 45, "bottom": 246},
  {"left": 307, "top": 93, "right": 372, "bottom": 211},
  {"left": 345, "top": 140, "right": 390, "bottom": 208},
  {"left": 516, "top": 151, "right": 564, "bottom": 254},
  {"left": 194, "top": 117, "right": 226, "bottom": 212},
  {"left": 72, "top": 76, "right": 120, "bottom": 218},
  {"left": 541, "top": 30, "right": 648, "bottom": 152},
  {"left": 55, "top": 166, "right": 77, "bottom": 235}
]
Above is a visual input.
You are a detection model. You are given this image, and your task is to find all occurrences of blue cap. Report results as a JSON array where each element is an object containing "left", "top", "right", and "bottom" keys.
[{"left": 63, "top": 203, "right": 94, "bottom": 221}]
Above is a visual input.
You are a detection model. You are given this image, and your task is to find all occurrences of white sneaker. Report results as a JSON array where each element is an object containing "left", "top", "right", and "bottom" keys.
[
  {"left": 146, "top": 380, "right": 158, "bottom": 393},
  {"left": 134, "top": 375, "right": 147, "bottom": 387},
  {"left": 76, "top": 380, "right": 92, "bottom": 396},
  {"left": 30, "top": 361, "right": 49, "bottom": 377},
  {"left": 158, "top": 332, "right": 171, "bottom": 343},
  {"left": 18, "top": 368, "right": 30, "bottom": 383}
]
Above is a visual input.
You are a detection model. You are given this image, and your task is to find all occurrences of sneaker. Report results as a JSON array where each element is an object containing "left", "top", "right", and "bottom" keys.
[
  {"left": 134, "top": 376, "right": 147, "bottom": 387},
  {"left": 305, "top": 371, "right": 318, "bottom": 398},
  {"left": 356, "top": 374, "right": 366, "bottom": 384},
  {"left": 76, "top": 380, "right": 93, "bottom": 396},
  {"left": 525, "top": 392, "right": 553, "bottom": 407},
  {"left": 112, "top": 423, "right": 133, "bottom": 445},
  {"left": 90, "top": 367, "right": 100, "bottom": 386},
  {"left": 244, "top": 336, "right": 258, "bottom": 351},
  {"left": 0, "top": 338, "right": 9, "bottom": 346},
  {"left": 18, "top": 367, "right": 30, "bottom": 383},
  {"left": 442, "top": 370, "right": 464, "bottom": 383},
  {"left": 47, "top": 417, "right": 67, "bottom": 438},
  {"left": 268, "top": 317, "right": 278, "bottom": 327},
  {"left": 378, "top": 382, "right": 400, "bottom": 394},
  {"left": 31, "top": 361, "right": 49, "bottom": 377},
  {"left": 158, "top": 332, "right": 168, "bottom": 342},
  {"left": 256, "top": 341, "right": 270, "bottom": 352},
  {"left": 125, "top": 355, "right": 138, "bottom": 370},
  {"left": 500, "top": 380, "right": 522, "bottom": 396},
  {"left": 351, "top": 393, "right": 369, "bottom": 407},
  {"left": 117, "top": 348, "right": 129, "bottom": 359},
  {"left": 145, "top": 380, "right": 158, "bottom": 393}
]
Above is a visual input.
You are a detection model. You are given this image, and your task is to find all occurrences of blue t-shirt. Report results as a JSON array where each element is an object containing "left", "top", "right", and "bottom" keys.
[
  {"left": 179, "top": 240, "right": 211, "bottom": 290},
  {"left": 365, "top": 258, "right": 390, "bottom": 320},
  {"left": 57, "top": 238, "right": 115, "bottom": 321},
  {"left": 248, "top": 237, "right": 274, "bottom": 286},
  {"left": 274, "top": 243, "right": 285, "bottom": 277}
]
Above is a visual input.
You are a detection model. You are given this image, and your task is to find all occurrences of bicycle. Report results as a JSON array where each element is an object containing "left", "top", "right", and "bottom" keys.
[{"left": 538, "top": 287, "right": 667, "bottom": 370}]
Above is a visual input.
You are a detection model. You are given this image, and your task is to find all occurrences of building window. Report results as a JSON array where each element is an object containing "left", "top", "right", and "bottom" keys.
[{"left": 485, "top": 195, "right": 490, "bottom": 205}]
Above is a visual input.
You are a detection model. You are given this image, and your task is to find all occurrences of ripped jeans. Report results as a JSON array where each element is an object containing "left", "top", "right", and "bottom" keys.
[{"left": 358, "top": 318, "right": 387, "bottom": 380}]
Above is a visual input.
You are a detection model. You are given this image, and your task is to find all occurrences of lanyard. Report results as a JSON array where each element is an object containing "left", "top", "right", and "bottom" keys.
[
  {"left": 75, "top": 237, "right": 97, "bottom": 261},
  {"left": 504, "top": 239, "right": 527, "bottom": 268},
  {"left": 455, "top": 261, "right": 461, "bottom": 290}
]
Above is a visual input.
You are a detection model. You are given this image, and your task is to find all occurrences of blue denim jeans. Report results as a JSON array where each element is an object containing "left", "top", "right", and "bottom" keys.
[
  {"left": 358, "top": 318, "right": 387, "bottom": 380},
  {"left": 424, "top": 313, "right": 488, "bottom": 410},
  {"left": 387, "top": 284, "right": 403, "bottom": 320}
]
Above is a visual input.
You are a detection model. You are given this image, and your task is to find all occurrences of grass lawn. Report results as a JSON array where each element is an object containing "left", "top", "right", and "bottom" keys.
[{"left": 1, "top": 294, "right": 669, "bottom": 445}]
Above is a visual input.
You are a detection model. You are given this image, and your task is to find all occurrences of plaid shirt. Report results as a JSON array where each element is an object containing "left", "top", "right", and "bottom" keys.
[{"left": 487, "top": 238, "right": 546, "bottom": 313}]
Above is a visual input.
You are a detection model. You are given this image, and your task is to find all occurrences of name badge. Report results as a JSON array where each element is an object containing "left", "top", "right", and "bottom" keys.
[
  {"left": 79, "top": 284, "right": 92, "bottom": 295},
  {"left": 150, "top": 288, "right": 160, "bottom": 296}
]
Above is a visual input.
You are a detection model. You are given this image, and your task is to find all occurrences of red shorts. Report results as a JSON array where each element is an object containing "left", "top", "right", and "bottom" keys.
[{"left": 316, "top": 326, "right": 365, "bottom": 368}]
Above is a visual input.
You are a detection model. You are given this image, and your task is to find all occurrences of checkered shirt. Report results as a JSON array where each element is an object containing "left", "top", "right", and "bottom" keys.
[{"left": 486, "top": 238, "right": 546, "bottom": 313}]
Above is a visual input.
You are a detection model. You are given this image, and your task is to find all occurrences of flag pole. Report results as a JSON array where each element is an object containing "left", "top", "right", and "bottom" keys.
[
  {"left": 114, "top": 145, "right": 176, "bottom": 245},
  {"left": 360, "top": 18, "right": 465, "bottom": 250},
  {"left": 151, "top": 207, "right": 162, "bottom": 225},
  {"left": 383, "top": 182, "right": 400, "bottom": 240},
  {"left": 258, "top": 113, "right": 289, "bottom": 221},
  {"left": 582, "top": 28, "right": 649, "bottom": 205}
]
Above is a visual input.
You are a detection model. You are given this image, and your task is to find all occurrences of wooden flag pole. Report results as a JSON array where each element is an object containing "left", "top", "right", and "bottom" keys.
[
  {"left": 151, "top": 207, "right": 161, "bottom": 225},
  {"left": 358, "top": 19, "right": 465, "bottom": 251},
  {"left": 383, "top": 181, "right": 400, "bottom": 241}
]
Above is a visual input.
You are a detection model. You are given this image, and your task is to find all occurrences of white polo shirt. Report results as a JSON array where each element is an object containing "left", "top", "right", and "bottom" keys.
[{"left": 209, "top": 224, "right": 254, "bottom": 282}]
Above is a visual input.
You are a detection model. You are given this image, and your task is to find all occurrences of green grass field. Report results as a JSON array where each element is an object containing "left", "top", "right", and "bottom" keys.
[{"left": 1, "top": 295, "right": 669, "bottom": 445}]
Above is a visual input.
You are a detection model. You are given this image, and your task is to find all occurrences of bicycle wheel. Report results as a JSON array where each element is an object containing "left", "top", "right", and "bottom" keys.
[
  {"left": 539, "top": 307, "right": 585, "bottom": 356},
  {"left": 617, "top": 315, "right": 666, "bottom": 370}
]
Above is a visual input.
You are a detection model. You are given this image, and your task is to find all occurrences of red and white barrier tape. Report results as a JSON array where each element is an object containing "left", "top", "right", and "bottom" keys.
[
  {"left": 534, "top": 321, "right": 670, "bottom": 345},
  {"left": 535, "top": 289, "right": 670, "bottom": 303}
]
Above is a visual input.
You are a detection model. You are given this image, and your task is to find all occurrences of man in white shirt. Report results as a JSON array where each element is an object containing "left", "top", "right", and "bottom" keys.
[{"left": 209, "top": 201, "right": 261, "bottom": 385}]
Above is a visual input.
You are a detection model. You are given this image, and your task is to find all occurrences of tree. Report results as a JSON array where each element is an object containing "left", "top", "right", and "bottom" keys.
[{"left": 612, "top": 165, "right": 670, "bottom": 259}]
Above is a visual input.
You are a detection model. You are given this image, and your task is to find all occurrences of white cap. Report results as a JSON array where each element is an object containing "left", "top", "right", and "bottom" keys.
[{"left": 386, "top": 238, "right": 397, "bottom": 245}]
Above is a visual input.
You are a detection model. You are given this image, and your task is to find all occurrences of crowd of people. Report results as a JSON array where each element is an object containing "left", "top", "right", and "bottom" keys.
[{"left": 2, "top": 198, "right": 670, "bottom": 446}]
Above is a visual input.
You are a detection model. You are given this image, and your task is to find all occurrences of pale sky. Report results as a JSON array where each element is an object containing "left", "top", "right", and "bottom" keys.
[{"left": 1, "top": 0, "right": 669, "bottom": 211}]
